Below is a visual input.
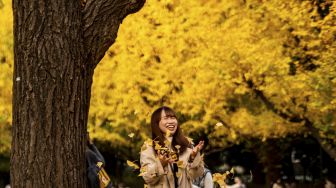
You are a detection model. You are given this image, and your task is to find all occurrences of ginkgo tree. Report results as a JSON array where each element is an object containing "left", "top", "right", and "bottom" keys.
[
  {"left": 9, "top": 0, "right": 145, "bottom": 187},
  {"left": 0, "top": 0, "right": 335, "bottom": 185},
  {"left": 0, "top": 0, "right": 13, "bottom": 172},
  {"left": 89, "top": 0, "right": 335, "bottom": 159}
]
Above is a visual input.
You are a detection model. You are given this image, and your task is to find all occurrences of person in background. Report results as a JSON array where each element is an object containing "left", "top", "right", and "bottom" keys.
[
  {"left": 140, "top": 106, "right": 205, "bottom": 188},
  {"left": 272, "top": 178, "right": 284, "bottom": 188},
  {"left": 192, "top": 167, "right": 213, "bottom": 188},
  {"left": 325, "top": 178, "right": 336, "bottom": 188},
  {"left": 192, "top": 136, "right": 213, "bottom": 188},
  {"left": 226, "top": 177, "right": 246, "bottom": 188},
  {"left": 86, "top": 132, "right": 112, "bottom": 188}
]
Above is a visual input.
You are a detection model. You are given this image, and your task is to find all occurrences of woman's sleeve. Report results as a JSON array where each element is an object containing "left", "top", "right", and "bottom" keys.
[
  {"left": 89, "top": 144, "right": 105, "bottom": 164},
  {"left": 186, "top": 152, "right": 204, "bottom": 180},
  {"left": 140, "top": 145, "right": 167, "bottom": 185}
]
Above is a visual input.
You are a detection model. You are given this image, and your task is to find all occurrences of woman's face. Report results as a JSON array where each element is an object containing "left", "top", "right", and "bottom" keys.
[{"left": 159, "top": 110, "right": 178, "bottom": 135}]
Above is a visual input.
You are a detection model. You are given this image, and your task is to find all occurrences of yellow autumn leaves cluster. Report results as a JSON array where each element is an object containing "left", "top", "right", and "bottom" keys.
[
  {"left": 88, "top": 0, "right": 335, "bottom": 156},
  {"left": 126, "top": 148, "right": 235, "bottom": 187}
]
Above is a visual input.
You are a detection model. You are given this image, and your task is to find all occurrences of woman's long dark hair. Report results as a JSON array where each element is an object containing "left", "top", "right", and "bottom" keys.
[{"left": 151, "top": 106, "right": 191, "bottom": 154}]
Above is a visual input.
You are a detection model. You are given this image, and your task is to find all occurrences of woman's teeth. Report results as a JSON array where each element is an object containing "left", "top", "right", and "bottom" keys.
[{"left": 167, "top": 125, "right": 175, "bottom": 130}]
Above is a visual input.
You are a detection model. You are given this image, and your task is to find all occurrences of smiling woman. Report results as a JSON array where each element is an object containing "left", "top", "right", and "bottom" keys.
[{"left": 140, "top": 106, "right": 205, "bottom": 188}]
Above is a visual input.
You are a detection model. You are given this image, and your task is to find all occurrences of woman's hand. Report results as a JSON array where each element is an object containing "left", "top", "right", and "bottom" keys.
[
  {"left": 190, "top": 140, "right": 204, "bottom": 161},
  {"left": 157, "top": 152, "right": 175, "bottom": 167}
]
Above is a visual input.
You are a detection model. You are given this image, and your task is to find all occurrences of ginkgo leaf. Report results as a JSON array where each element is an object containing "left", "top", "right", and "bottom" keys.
[
  {"left": 165, "top": 131, "right": 171, "bottom": 138},
  {"left": 145, "top": 139, "right": 153, "bottom": 146},
  {"left": 176, "top": 160, "right": 184, "bottom": 168},
  {"left": 128, "top": 133, "right": 135, "bottom": 138},
  {"left": 230, "top": 168, "right": 235, "bottom": 174},
  {"left": 212, "top": 173, "right": 226, "bottom": 187},
  {"left": 126, "top": 160, "right": 140, "bottom": 169},
  {"left": 171, "top": 153, "right": 178, "bottom": 161},
  {"left": 164, "top": 139, "right": 170, "bottom": 147},
  {"left": 139, "top": 166, "right": 148, "bottom": 176},
  {"left": 186, "top": 137, "right": 193, "bottom": 143},
  {"left": 216, "top": 122, "right": 223, "bottom": 127},
  {"left": 154, "top": 143, "right": 162, "bottom": 150}
]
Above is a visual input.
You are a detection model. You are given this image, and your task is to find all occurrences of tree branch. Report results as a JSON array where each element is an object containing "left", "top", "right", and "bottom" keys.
[
  {"left": 82, "top": 0, "right": 145, "bottom": 68},
  {"left": 244, "top": 77, "right": 336, "bottom": 159}
]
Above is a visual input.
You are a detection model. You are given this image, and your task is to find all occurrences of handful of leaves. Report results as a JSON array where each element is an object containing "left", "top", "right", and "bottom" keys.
[{"left": 156, "top": 146, "right": 179, "bottom": 162}]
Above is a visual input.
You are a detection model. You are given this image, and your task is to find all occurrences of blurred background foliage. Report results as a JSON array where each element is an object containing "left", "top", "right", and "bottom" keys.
[{"left": 0, "top": 0, "right": 335, "bottom": 187}]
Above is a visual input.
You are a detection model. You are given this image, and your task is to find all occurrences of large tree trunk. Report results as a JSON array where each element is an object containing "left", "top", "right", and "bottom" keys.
[
  {"left": 249, "top": 139, "right": 286, "bottom": 187},
  {"left": 11, "top": 0, "right": 145, "bottom": 187}
]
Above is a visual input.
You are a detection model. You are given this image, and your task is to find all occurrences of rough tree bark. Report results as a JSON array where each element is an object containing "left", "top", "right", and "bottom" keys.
[{"left": 11, "top": 0, "right": 145, "bottom": 187}]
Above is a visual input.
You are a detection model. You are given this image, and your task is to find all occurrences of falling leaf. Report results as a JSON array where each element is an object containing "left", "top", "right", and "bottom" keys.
[
  {"left": 139, "top": 166, "right": 148, "bottom": 176},
  {"left": 216, "top": 122, "right": 223, "bottom": 127},
  {"left": 128, "top": 133, "right": 135, "bottom": 138},
  {"left": 171, "top": 153, "right": 178, "bottom": 161},
  {"left": 126, "top": 160, "right": 140, "bottom": 169},
  {"left": 249, "top": 170, "right": 253, "bottom": 182},
  {"left": 186, "top": 137, "right": 193, "bottom": 143},
  {"left": 230, "top": 168, "right": 235, "bottom": 174},
  {"left": 155, "top": 142, "right": 162, "bottom": 150},
  {"left": 176, "top": 160, "right": 184, "bottom": 168},
  {"left": 164, "top": 139, "right": 170, "bottom": 147},
  {"left": 213, "top": 173, "right": 226, "bottom": 187}
]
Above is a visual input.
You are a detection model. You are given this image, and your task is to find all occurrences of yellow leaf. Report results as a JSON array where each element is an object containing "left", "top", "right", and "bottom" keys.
[
  {"left": 139, "top": 166, "right": 148, "bottom": 176},
  {"left": 176, "top": 160, "right": 184, "bottom": 168},
  {"left": 126, "top": 160, "right": 139, "bottom": 169},
  {"left": 212, "top": 173, "right": 225, "bottom": 186},
  {"left": 230, "top": 168, "right": 235, "bottom": 174},
  {"left": 216, "top": 122, "right": 223, "bottom": 127},
  {"left": 128, "top": 133, "right": 135, "bottom": 138},
  {"left": 165, "top": 131, "right": 171, "bottom": 138},
  {"left": 164, "top": 139, "right": 170, "bottom": 147},
  {"left": 171, "top": 153, "right": 178, "bottom": 161},
  {"left": 155, "top": 142, "right": 162, "bottom": 150},
  {"left": 145, "top": 139, "right": 153, "bottom": 146}
]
